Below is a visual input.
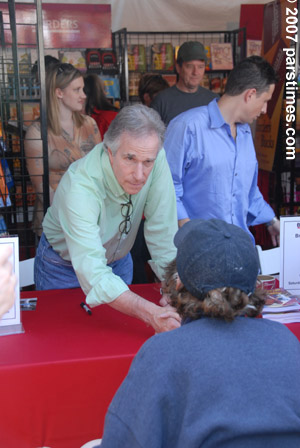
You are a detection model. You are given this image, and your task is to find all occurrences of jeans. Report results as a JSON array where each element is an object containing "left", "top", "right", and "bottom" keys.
[{"left": 35, "top": 233, "right": 133, "bottom": 290}]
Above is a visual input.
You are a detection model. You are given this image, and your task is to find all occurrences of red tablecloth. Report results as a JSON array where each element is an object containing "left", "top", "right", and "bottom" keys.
[
  {"left": 0, "top": 284, "right": 159, "bottom": 448},
  {"left": 0, "top": 283, "right": 299, "bottom": 448},
  {"left": 286, "top": 322, "right": 300, "bottom": 339}
]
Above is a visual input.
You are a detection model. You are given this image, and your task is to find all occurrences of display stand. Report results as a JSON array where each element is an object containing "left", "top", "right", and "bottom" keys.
[
  {"left": 0, "top": 1, "right": 47, "bottom": 260},
  {"left": 112, "top": 28, "right": 246, "bottom": 104},
  {"left": 0, "top": 235, "right": 24, "bottom": 336}
]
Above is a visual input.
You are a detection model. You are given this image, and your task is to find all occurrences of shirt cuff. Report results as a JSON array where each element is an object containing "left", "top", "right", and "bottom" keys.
[
  {"left": 85, "top": 273, "right": 129, "bottom": 307},
  {"left": 176, "top": 201, "right": 188, "bottom": 221}
]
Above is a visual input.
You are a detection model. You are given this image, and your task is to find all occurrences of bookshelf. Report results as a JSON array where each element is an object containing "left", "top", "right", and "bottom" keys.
[
  {"left": 0, "top": 3, "right": 47, "bottom": 259},
  {"left": 112, "top": 28, "right": 246, "bottom": 104}
]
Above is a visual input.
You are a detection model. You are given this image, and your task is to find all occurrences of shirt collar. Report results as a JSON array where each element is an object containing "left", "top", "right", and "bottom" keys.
[{"left": 208, "top": 98, "right": 250, "bottom": 134}]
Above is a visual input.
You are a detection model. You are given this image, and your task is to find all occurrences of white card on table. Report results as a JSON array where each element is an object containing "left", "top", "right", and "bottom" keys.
[
  {"left": 280, "top": 216, "right": 300, "bottom": 291},
  {"left": 0, "top": 236, "right": 23, "bottom": 335}
]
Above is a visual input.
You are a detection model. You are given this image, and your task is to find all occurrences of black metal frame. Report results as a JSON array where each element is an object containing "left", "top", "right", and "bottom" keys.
[
  {"left": 112, "top": 27, "right": 247, "bottom": 105},
  {"left": 0, "top": 0, "right": 48, "bottom": 259}
]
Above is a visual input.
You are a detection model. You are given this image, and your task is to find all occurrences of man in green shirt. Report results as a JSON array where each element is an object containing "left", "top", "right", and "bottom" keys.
[{"left": 35, "top": 105, "right": 180, "bottom": 333}]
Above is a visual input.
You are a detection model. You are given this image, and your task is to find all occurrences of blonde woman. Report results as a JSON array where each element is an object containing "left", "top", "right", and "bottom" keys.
[{"left": 25, "top": 63, "right": 101, "bottom": 236}]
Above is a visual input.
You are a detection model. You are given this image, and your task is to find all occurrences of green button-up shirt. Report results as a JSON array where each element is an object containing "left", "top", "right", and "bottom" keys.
[{"left": 43, "top": 143, "right": 178, "bottom": 307}]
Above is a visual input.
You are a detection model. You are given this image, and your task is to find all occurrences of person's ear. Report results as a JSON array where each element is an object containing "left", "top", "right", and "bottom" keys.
[
  {"left": 244, "top": 88, "right": 257, "bottom": 103},
  {"left": 55, "top": 88, "right": 64, "bottom": 99},
  {"left": 107, "top": 147, "right": 114, "bottom": 165}
]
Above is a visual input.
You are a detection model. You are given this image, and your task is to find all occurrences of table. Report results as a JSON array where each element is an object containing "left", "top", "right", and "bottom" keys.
[
  {"left": 0, "top": 284, "right": 159, "bottom": 448},
  {"left": 0, "top": 284, "right": 299, "bottom": 448}
]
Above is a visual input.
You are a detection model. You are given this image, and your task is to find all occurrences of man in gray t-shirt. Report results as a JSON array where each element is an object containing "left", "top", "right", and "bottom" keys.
[{"left": 151, "top": 41, "right": 218, "bottom": 125}]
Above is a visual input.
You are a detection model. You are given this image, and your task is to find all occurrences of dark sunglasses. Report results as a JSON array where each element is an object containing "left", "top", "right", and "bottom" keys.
[{"left": 56, "top": 63, "right": 75, "bottom": 76}]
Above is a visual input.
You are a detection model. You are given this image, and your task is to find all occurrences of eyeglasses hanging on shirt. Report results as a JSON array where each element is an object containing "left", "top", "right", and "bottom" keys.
[{"left": 119, "top": 195, "right": 133, "bottom": 235}]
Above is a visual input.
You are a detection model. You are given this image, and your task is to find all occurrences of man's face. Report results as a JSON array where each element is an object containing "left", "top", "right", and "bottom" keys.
[
  {"left": 246, "top": 84, "right": 275, "bottom": 123},
  {"left": 176, "top": 60, "right": 206, "bottom": 93},
  {"left": 108, "top": 132, "right": 160, "bottom": 195}
]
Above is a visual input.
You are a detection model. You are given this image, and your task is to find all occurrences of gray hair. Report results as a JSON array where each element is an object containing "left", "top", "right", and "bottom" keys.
[{"left": 103, "top": 104, "right": 165, "bottom": 155}]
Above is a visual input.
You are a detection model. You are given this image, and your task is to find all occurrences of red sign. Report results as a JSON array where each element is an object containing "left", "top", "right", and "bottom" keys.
[{"left": 0, "top": 3, "right": 112, "bottom": 48}]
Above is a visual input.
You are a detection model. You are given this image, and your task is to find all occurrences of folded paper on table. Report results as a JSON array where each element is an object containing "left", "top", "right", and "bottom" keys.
[
  {"left": 280, "top": 216, "right": 300, "bottom": 291},
  {"left": 0, "top": 236, "right": 23, "bottom": 335}
]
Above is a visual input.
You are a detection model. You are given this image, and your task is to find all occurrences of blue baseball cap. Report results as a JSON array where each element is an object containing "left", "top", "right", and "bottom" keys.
[{"left": 174, "top": 219, "right": 259, "bottom": 299}]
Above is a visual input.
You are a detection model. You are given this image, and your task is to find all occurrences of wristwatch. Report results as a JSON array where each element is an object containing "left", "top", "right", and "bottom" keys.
[{"left": 265, "top": 216, "right": 279, "bottom": 227}]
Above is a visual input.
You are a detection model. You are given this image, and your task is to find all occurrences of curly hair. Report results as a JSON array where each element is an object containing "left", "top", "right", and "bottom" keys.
[{"left": 162, "top": 259, "right": 266, "bottom": 322}]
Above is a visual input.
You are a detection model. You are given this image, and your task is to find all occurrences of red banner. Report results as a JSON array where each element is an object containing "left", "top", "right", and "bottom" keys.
[{"left": 0, "top": 3, "right": 112, "bottom": 48}]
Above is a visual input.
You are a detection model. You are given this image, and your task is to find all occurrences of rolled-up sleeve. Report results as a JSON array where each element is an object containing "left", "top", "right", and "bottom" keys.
[{"left": 246, "top": 162, "right": 275, "bottom": 227}]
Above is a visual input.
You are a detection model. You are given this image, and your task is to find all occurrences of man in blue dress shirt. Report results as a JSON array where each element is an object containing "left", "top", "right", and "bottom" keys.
[{"left": 164, "top": 56, "right": 280, "bottom": 245}]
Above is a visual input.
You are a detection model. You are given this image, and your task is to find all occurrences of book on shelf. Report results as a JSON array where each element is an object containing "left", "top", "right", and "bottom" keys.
[
  {"left": 85, "top": 49, "right": 102, "bottom": 71},
  {"left": 128, "top": 45, "right": 146, "bottom": 72},
  {"left": 210, "top": 43, "right": 233, "bottom": 71},
  {"left": 59, "top": 50, "right": 87, "bottom": 72},
  {"left": 100, "top": 50, "right": 117, "bottom": 73},
  {"left": 204, "top": 45, "right": 212, "bottom": 70},
  {"left": 0, "top": 162, "right": 11, "bottom": 208},
  {"left": 209, "top": 76, "right": 227, "bottom": 94},
  {"left": 161, "top": 74, "right": 177, "bottom": 87},
  {"left": 246, "top": 40, "right": 262, "bottom": 57},
  {"left": 15, "top": 182, "right": 36, "bottom": 208},
  {"left": 222, "top": 77, "right": 228, "bottom": 92},
  {"left": 199, "top": 74, "right": 210, "bottom": 90},
  {"left": 151, "top": 43, "right": 174, "bottom": 71},
  {"left": 128, "top": 72, "right": 141, "bottom": 97},
  {"left": 210, "top": 77, "right": 222, "bottom": 94},
  {"left": 18, "top": 52, "right": 31, "bottom": 75},
  {"left": 6, "top": 48, "right": 31, "bottom": 75},
  {"left": 99, "top": 75, "right": 120, "bottom": 100},
  {"left": 9, "top": 102, "right": 40, "bottom": 130}
]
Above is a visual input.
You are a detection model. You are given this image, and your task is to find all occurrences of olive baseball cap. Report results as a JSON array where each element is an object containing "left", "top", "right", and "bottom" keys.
[
  {"left": 174, "top": 219, "right": 259, "bottom": 299},
  {"left": 177, "top": 41, "right": 207, "bottom": 63}
]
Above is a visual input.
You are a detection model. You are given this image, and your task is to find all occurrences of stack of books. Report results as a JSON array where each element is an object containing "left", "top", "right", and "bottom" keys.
[{"left": 262, "top": 289, "right": 300, "bottom": 323}]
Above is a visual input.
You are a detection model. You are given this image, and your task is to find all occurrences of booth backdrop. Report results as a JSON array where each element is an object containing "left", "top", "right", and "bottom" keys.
[{"left": 12, "top": 0, "right": 271, "bottom": 32}]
